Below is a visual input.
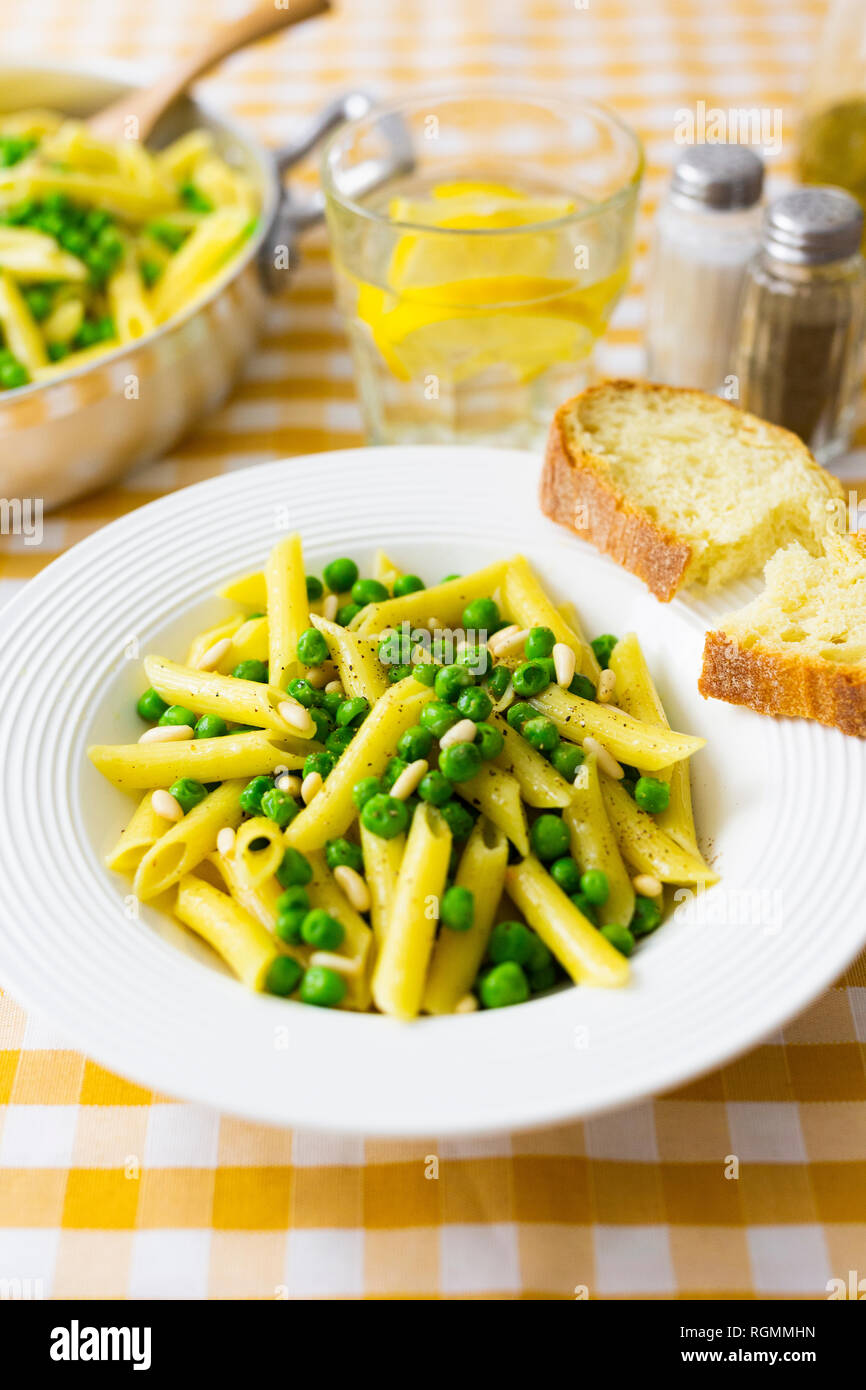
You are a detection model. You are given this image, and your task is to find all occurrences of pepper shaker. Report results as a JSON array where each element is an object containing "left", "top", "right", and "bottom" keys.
[{"left": 734, "top": 187, "right": 866, "bottom": 464}]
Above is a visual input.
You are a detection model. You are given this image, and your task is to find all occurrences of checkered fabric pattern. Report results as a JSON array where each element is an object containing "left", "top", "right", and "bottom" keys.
[{"left": 1, "top": 0, "right": 865, "bottom": 1300}]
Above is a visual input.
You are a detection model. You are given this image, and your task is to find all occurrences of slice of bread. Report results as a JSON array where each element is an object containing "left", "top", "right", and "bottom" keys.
[
  {"left": 699, "top": 536, "right": 866, "bottom": 737},
  {"left": 541, "top": 381, "right": 843, "bottom": 601}
]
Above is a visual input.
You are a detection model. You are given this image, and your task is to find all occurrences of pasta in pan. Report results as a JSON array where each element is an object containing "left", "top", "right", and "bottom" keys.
[
  {"left": 89, "top": 536, "right": 716, "bottom": 1016},
  {"left": 0, "top": 109, "right": 258, "bottom": 391}
]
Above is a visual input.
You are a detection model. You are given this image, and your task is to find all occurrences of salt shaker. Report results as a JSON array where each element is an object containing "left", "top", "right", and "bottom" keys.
[
  {"left": 734, "top": 188, "right": 866, "bottom": 464},
  {"left": 645, "top": 145, "right": 764, "bottom": 393}
]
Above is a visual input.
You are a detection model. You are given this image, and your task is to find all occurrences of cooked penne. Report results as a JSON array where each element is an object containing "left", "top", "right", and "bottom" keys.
[
  {"left": 373, "top": 549, "right": 403, "bottom": 587},
  {"left": 209, "top": 846, "right": 308, "bottom": 970},
  {"left": 88, "top": 730, "right": 303, "bottom": 790},
  {"left": 133, "top": 779, "right": 246, "bottom": 900},
  {"left": 175, "top": 875, "right": 279, "bottom": 991},
  {"left": 310, "top": 613, "right": 387, "bottom": 702},
  {"left": 360, "top": 822, "right": 405, "bottom": 943},
  {"left": 223, "top": 616, "right": 268, "bottom": 671},
  {"left": 601, "top": 778, "right": 719, "bottom": 885},
  {"left": 353, "top": 560, "right": 509, "bottom": 635},
  {"left": 0, "top": 269, "right": 47, "bottom": 370},
  {"left": 266, "top": 534, "right": 309, "bottom": 690},
  {"left": 306, "top": 851, "right": 374, "bottom": 1010},
  {"left": 530, "top": 684, "right": 705, "bottom": 770},
  {"left": 506, "top": 856, "right": 629, "bottom": 988},
  {"left": 564, "top": 753, "right": 635, "bottom": 927},
  {"left": 234, "top": 816, "right": 287, "bottom": 888},
  {"left": 105, "top": 793, "right": 168, "bottom": 873},
  {"left": 107, "top": 262, "right": 155, "bottom": 342},
  {"left": 372, "top": 804, "right": 452, "bottom": 1019},
  {"left": 151, "top": 208, "right": 250, "bottom": 321},
  {"left": 502, "top": 554, "right": 600, "bottom": 680},
  {"left": 185, "top": 614, "right": 245, "bottom": 669},
  {"left": 423, "top": 818, "right": 509, "bottom": 1014},
  {"left": 143, "top": 655, "right": 317, "bottom": 739},
  {"left": 492, "top": 715, "right": 573, "bottom": 807},
  {"left": 219, "top": 570, "right": 268, "bottom": 607},
  {"left": 458, "top": 763, "right": 530, "bottom": 856}
]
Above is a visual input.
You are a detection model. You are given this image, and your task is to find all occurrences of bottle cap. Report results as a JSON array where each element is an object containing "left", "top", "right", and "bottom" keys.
[
  {"left": 669, "top": 144, "right": 765, "bottom": 211},
  {"left": 762, "top": 187, "right": 864, "bottom": 265}
]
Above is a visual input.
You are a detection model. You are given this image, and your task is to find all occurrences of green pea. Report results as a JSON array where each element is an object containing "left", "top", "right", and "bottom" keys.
[
  {"left": 336, "top": 602, "right": 361, "bottom": 627},
  {"left": 388, "top": 663, "right": 413, "bottom": 682},
  {"left": 521, "top": 715, "right": 560, "bottom": 753},
  {"left": 240, "top": 775, "right": 273, "bottom": 815},
  {"left": 417, "top": 770, "right": 453, "bottom": 806},
  {"left": 325, "top": 838, "right": 363, "bottom": 873},
  {"left": 529, "top": 962, "right": 557, "bottom": 993},
  {"left": 456, "top": 643, "right": 489, "bottom": 678},
  {"left": 137, "top": 687, "right": 168, "bottom": 721},
  {"left": 159, "top": 705, "right": 196, "bottom": 728},
  {"left": 488, "top": 920, "right": 535, "bottom": 965},
  {"left": 0, "top": 355, "right": 28, "bottom": 389},
  {"left": 439, "top": 741, "right": 482, "bottom": 783},
  {"left": 570, "top": 892, "right": 599, "bottom": 924},
  {"left": 486, "top": 664, "right": 511, "bottom": 701},
  {"left": 441, "top": 573, "right": 461, "bottom": 583},
  {"left": 530, "top": 813, "right": 570, "bottom": 862},
  {"left": 434, "top": 663, "right": 474, "bottom": 703},
  {"left": 506, "top": 701, "right": 535, "bottom": 730},
  {"left": 525, "top": 626, "right": 556, "bottom": 659},
  {"left": 580, "top": 868, "right": 609, "bottom": 905},
  {"left": 412, "top": 660, "right": 437, "bottom": 687},
  {"left": 168, "top": 778, "right": 207, "bottom": 813},
  {"left": 232, "top": 659, "right": 268, "bottom": 683},
  {"left": 276, "top": 848, "right": 312, "bottom": 889},
  {"left": 420, "top": 701, "right": 459, "bottom": 738},
  {"left": 264, "top": 955, "right": 303, "bottom": 997},
  {"left": 378, "top": 633, "right": 407, "bottom": 666},
  {"left": 301, "top": 909, "right": 344, "bottom": 950},
  {"left": 600, "top": 924, "right": 635, "bottom": 957},
  {"left": 393, "top": 574, "right": 424, "bottom": 597},
  {"left": 305, "top": 575, "right": 323, "bottom": 601},
  {"left": 351, "top": 577, "right": 389, "bottom": 606},
  {"left": 591, "top": 634, "right": 618, "bottom": 668},
  {"left": 23, "top": 286, "right": 51, "bottom": 321},
  {"left": 194, "top": 714, "right": 228, "bottom": 739},
  {"left": 397, "top": 725, "right": 434, "bottom": 762},
  {"left": 311, "top": 708, "right": 334, "bottom": 742},
  {"left": 550, "top": 857, "right": 582, "bottom": 895},
  {"left": 260, "top": 787, "right": 299, "bottom": 828},
  {"left": 512, "top": 660, "right": 550, "bottom": 697},
  {"left": 286, "top": 677, "right": 320, "bottom": 709},
  {"left": 352, "top": 776, "right": 382, "bottom": 809},
  {"left": 438, "top": 799, "right": 475, "bottom": 839},
  {"left": 299, "top": 965, "right": 347, "bottom": 1008},
  {"left": 326, "top": 726, "right": 355, "bottom": 756},
  {"left": 479, "top": 961, "right": 529, "bottom": 1008},
  {"left": 304, "top": 751, "right": 335, "bottom": 780},
  {"left": 274, "top": 908, "right": 306, "bottom": 944},
  {"left": 441, "top": 884, "right": 474, "bottom": 931},
  {"left": 634, "top": 777, "right": 671, "bottom": 814},
  {"left": 461, "top": 596, "right": 500, "bottom": 631},
  {"left": 360, "top": 792, "right": 410, "bottom": 839},
  {"left": 297, "top": 627, "right": 329, "bottom": 666},
  {"left": 474, "top": 722, "right": 504, "bottom": 760},
  {"left": 383, "top": 757, "right": 408, "bottom": 789},
  {"left": 320, "top": 690, "right": 345, "bottom": 718},
  {"left": 456, "top": 686, "right": 492, "bottom": 722},
  {"left": 569, "top": 673, "right": 597, "bottom": 701},
  {"left": 323, "top": 557, "right": 359, "bottom": 593},
  {"left": 277, "top": 886, "right": 309, "bottom": 914},
  {"left": 337, "top": 695, "right": 369, "bottom": 728},
  {"left": 631, "top": 896, "right": 662, "bottom": 937},
  {"left": 527, "top": 934, "right": 553, "bottom": 973},
  {"left": 549, "top": 744, "right": 585, "bottom": 781}
]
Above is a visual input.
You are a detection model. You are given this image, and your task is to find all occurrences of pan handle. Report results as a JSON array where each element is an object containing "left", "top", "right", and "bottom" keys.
[{"left": 257, "top": 92, "right": 414, "bottom": 293}]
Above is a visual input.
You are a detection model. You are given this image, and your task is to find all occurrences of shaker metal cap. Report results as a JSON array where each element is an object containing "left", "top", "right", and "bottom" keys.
[
  {"left": 762, "top": 187, "right": 864, "bottom": 265},
  {"left": 670, "top": 144, "right": 765, "bottom": 211}
]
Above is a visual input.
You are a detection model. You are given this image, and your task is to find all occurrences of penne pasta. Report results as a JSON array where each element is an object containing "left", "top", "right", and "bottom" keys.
[
  {"left": 209, "top": 847, "right": 308, "bottom": 970},
  {"left": 458, "top": 763, "right": 530, "bottom": 856},
  {"left": 107, "top": 262, "right": 155, "bottom": 342},
  {"left": 564, "top": 753, "right": 635, "bottom": 927},
  {"left": 310, "top": 613, "right": 387, "bottom": 702},
  {"left": 185, "top": 614, "right": 245, "bottom": 669},
  {"left": 423, "top": 818, "right": 509, "bottom": 1014},
  {"left": 353, "top": 560, "right": 509, "bottom": 635},
  {"left": 306, "top": 851, "right": 374, "bottom": 1010},
  {"left": 234, "top": 816, "right": 287, "bottom": 888},
  {"left": 492, "top": 715, "right": 573, "bottom": 807},
  {"left": 175, "top": 874, "right": 279, "bottom": 991},
  {"left": 360, "top": 822, "right": 405, "bottom": 944},
  {"left": 372, "top": 804, "right": 452, "bottom": 1019},
  {"left": 88, "top": 730, "right": 304, "bottom": 790},
  {"left": 506, "top": 856, "right": 630, "bottom": 988},
  {"left": 105, "top": 792, "right": 168, "bottom": 873},
  {"left": 143, "top": 655, "right": 317, "bottom": 739},
  {"left": 219, "top": 570, "right": 268, "bottom": 607},
  {"left": 266, "top": 534, "right": 310, "bottom": 691},
  {"left": 501, "top": 554, "right": 600, "bottom": 680},
  {"left": 151, "top": 208, "right": 250, "bottom": 322},
  {"left": 133, "top": 779, "right": 246, "bottom": 900},
  {"left": 0, "top": 269, "right": 47, "bottom": 370},
  {"left": 600, "top": 778, "right": 719, "bottom": 885},
  {"left": 372, "top": 549, "right": 403, "bottom": 587},
  {"left": 530, "top": 684, "right": 705, "bottom": 770}
]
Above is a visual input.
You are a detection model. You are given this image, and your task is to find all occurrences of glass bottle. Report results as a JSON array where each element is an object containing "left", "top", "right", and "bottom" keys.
[
  {"left": 734, "top": 188, "right": 866, "bottom": 465},
  {"left": 645, "top": 145, "right": 764, "bottom": 394},
  {"left": 799, "top": 0, "right": 866, "bottom": 240}
]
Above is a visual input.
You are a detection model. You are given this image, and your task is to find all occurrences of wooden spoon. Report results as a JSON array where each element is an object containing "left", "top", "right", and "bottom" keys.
[{"left": 88, "top": 0, "right": 331, "bottom": 143}]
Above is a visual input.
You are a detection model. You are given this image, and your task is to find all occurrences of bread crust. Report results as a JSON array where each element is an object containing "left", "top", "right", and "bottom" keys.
[{"left": 699, "top": 630, "right": 866, "bottom": 738}]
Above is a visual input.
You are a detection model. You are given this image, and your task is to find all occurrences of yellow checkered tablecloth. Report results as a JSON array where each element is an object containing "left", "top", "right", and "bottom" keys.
[{"left": 1, "top": 0, "right": 865, "bottom": 1301}]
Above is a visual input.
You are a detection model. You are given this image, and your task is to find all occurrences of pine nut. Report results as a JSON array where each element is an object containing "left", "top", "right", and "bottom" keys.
[
  {"left": 196, "top": 636, "right": 233, "bottom": 671},
  {"left": 455, "top": 994, "right": 478, "bottom": 1014},
  {"left": 324, "top": 680, "right": 344, "bottom": 695},
  {"left": 427, "top": 616, "right": 442, "bottom": 631},
  {"left": 309, "top": 950, "right": 361, "bottom": 977},
  {"left": 333, "top": 864, "right": 371, "bottom": 913},
  {"left": 275, "top": 773, "right": 302, "bottom": 796},
  {"left": 553, "top": 642, "right": 576, "bottom": 687},
  {"left": 597, "top": 669, "right": 617, "bottom": 703},
  {"left": 278, "top": 700, "right": 315, "bottom": 736},
  {"left": 439, "top": 718, "right": 477, "bottom": 749},
  {"left": 633, "top": 873, "right": 662, "bottom": 898},
  {"left": 487, "top": 623, "right": 519, "bottom": 655},
  {"left": 306, "top": 665, "right": 329, "bottom": 689},
  {"left": 583, "top": 736, "right": 624, "bottom": 780},
  {"left": 390, "top": 758, "right": 428, "bottom": 799},
  {"left": 217, "top": 827, "right": 236, "bottom": 855},
  {"left": 151, "top": 789, "right": 184, "bottom": 822},
  {"left": 322, "top": 594, "right": 338, "bottom": 621},
  {"left": 301, "top": 771, "right": 323, "bottom": 804},
  {"left": 491, "top": 626, "right": 529, "bottom": 658},
  {"left": 139, "top": 724, "right": 194, "bottom": 744}
]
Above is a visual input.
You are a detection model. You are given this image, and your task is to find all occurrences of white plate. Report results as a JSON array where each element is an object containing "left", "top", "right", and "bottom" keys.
[{"left": 0, "top": 447, "right": 864, "bottom": 1136}]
